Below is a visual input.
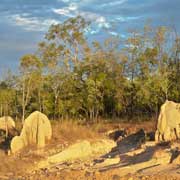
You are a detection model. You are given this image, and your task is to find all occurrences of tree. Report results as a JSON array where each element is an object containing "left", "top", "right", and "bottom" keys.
[
  {"left": 19, "top": 54, "right": 42, "bottom": 123},
  {"left": 40, "top": 16, "right": 89, "bottom": 68},
  {"left": 2, "top": 17, "right": 177, "bottom": 122}
]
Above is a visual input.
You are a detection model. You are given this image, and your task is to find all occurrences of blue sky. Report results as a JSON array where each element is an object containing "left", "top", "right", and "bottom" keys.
[{"left": 0, "top": 0, "right": 180, "bottom": 74}]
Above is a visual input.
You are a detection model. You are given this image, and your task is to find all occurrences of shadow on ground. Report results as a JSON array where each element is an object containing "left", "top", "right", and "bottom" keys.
[{"left": 93, "top": 129, "right": 175, "bottom": 173}]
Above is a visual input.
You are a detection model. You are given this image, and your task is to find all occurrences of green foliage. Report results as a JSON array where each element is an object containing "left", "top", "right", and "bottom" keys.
[{"left": 1, "top": 16, "right": 180, "bottom": 121}]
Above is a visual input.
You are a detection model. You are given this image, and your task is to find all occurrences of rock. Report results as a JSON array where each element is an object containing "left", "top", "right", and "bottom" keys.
[
  {"left": 108, "top": 129, "right": 127, "bottom": 141},
  {"left": 48, "top": 139, "right": 115, "bottom": 165},
  {"left": 96, "top": 157, "right": 120, "bottom": 167},
  {"left": 91, "top": 139, "right": 116, "bottom": 155},
  {"left": 48, "top": 140, "right": 92, "bottom": 164},
  {"left": 146, "top": 131, "right": 155, "bottom": 141},
  {"left": 172, "top": 155, "right": 180, "bottom": 164},
  {"left": 126, "top": 148, "right": 146, "bottom": 156},
  {"left": 116, "top": 129, "right": 146, "bottom": 154},
  {"left": 171, "top": 148, "right": 180, "bottom": 164},
  {"left": 152, "top": 149, "right": 172, "bottom": 164},
  {"left": 38, "top": 139, "right": 116, "bottom": 169}
]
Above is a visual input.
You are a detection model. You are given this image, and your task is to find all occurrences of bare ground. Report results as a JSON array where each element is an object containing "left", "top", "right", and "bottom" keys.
[{"left": 0, "top": 120, "right": 180, "bottom": 180}]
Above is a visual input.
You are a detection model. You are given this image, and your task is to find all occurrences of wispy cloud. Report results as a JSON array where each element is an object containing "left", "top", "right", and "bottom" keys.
[
  {"left": 109, "top": 31, "right": 118, "bottom": 36},
  {"left": 115, "top": 16, "right": 142, "bottom": 22},
  {"left": 52, "top": 3, "right": 78, "bottom": 17},
  {"left": 53, "top": 2, "right": 111, "bottom": 35},
  {"left": 8, "top": 14, "right": 60, "bottom": 32},
  {"left": 101, "top": 0, "right": 128, "bottom": 7},
  {"left": 53, "top": 8, "right": 74, "bottom": 17}
]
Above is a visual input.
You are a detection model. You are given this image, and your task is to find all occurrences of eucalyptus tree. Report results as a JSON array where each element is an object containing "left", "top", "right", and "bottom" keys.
[
  {"left": 19, "top": 54, "right": 42, "bottom": 123},
  {"left": 38, "top": 16, "right": 90, "bottom": 119}
]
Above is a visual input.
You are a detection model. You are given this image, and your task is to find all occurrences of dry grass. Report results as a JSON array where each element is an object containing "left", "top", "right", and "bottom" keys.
[
  {"left": 88, "top": 120, "right": 156, "bottom": 135},
  {"left": 0, "top": 118, "right": 157, "bottom": 179},
  {"left": 13, "top": 117, "right": 156, "bottom": 142},
  {"left": 4, "top": 119, "right": 156, "bottom": 147},
  {"left": 50, "top": 119, "right": 156, "bottom": 145},
  {"left": 51, "top": 120, "right": 102, "bottom": 143}
]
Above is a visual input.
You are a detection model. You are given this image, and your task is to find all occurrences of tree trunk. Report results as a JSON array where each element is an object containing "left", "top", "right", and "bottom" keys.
[
  {"left": 22, "top": 80, "right": 25, "bottom": 124},
  {"left": 5, "top": 115, "right": 8, "bottom": 139},
  {"left": 0, "top": 104, "right": 2, "bottom": 117},
  {"left": 54, "top": 96, "right": 57, "bottom": 120},
  {"left": 38, "top": 89, "right": 42, "bottom": 112},
  {"left": 4, "top": 103, "right": 8, "bottom": 139},
  {"left": 22, "top": 105, "right": 25, "bottom": 124}
]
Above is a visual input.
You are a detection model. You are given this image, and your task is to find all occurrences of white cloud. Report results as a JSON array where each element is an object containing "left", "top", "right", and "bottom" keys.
[
  {"left": 89, "top": 30, "right": 99, "bottom": 35},
  {"left": 52, "top": 2, "right": 78, "bottom": 17},
  {"left": 116, "top": 17, "right": 126, "bottom": 22},
  {"left": 109, "top": 31, "right": 118, "bottom": 36},
  {"left": 8, "top": 14, "right": 60, "bottom": 32},
  {"left": 115, "top": 16, "right": 142, "bottom": 22},
  {"left": 61, "top": 0, "right": 70, "bottom": 2},
  {"left": 96, "top": 16, "right": 110, "bottom": 28},
  {"left": 53, "top": 5, "right": 111, "bottom": 34},
  {"left": 101, "top": 0, "right": 127, "bottom": 7},
  {"left": 68, "top": 3, "right": 78, "bottom": 11},
  {"left": 58, "top": 0, "right": 93, "bottom": 4},
  {"left": 53, "top": 8, "right": 73, "bottom": 17}
]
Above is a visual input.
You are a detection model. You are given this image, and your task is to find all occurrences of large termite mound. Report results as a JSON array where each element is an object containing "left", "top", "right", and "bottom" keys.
[
  {"left": 155, "top": 100, "right": 180, "bottom": 142},
  {"left": 0, "top": 116, "right": 15, "bottom": 132},
  {"left": 11, "top": 111, "right": 52, "bottom": 153}
]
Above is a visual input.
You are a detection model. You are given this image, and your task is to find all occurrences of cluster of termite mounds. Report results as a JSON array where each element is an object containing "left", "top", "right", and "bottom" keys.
[
  {"left": 0, "top": 111, "right": 52, "bottom": 154},
  {"left": 0, "top": 100, "right": 179, "bottom": 155}
]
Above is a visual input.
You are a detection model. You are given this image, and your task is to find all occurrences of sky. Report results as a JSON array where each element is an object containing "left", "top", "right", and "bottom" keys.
[{"left": 0, "top": 0, "right": 180, "bottom": 74}]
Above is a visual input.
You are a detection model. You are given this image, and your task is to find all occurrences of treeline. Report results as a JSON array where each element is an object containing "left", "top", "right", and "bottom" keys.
[{"left": 0, "top": 16, "right": 180, "bottom": 122}]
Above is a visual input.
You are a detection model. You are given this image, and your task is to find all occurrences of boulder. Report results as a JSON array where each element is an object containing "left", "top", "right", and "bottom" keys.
[
  {"left": 155, "top": 100, "right": 180, "bottom": 142},
  {"left": 116, "top": 129, "right": 145, "bottom": 154},
  {"left": 48, "top": 140, "right": 92, "bottom": 164},
  {"left": 38, "top": 139, "right": 116, "bottom": 169},
  {"left": 146, "top": 131, "right": 155, "bottom": 141},
  {"left": 108, "top": 129, "right": 127, "bottom": 141},
  {"left": 11, "top": 111, "right": 52, "bottom": 153},
  {"left": 172, "top": 153, "right": 180, "bottom": 164},
  {"left": 152, "top": 149, "right": 172, "bottom": 164}
]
